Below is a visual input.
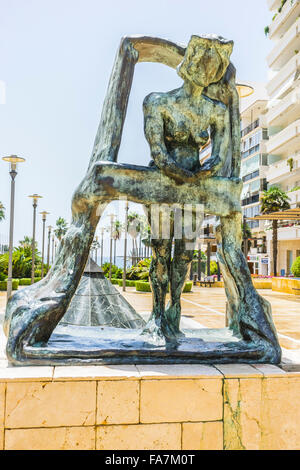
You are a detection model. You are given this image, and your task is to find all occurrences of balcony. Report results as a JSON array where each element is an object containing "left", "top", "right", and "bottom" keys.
[
  {"left": 288, "top": 187, "right": 300, "bottom": 206},
  {"left": 267, "top": 18, "right": 300, "bottom": 70},
  {"left": 266, "top": 89, "right": 300, "bottom": 127},
  {"left": 267, "top": 51, "right": 300, "bottom": 97},
  {"left": 266, "top": 119, "right": 300, "bottom": 156},
  {"left": 268, "top": 0, "right": 281, "bottom": 10},
  {"left": 269, "top": 0, "right": 300, "bottom": 40},
  {"left": 267, "top": 152, "right": 300, "bottom": 184},
  {"left": 241, "top": 119, "right": 260, "bottom": 137}
]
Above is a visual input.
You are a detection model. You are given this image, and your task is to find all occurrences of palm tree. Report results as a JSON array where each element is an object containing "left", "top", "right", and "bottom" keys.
[
  {"left": 127, "top": 212, "right": 140, "bottom": 265},
  {"left": 54, "top": 217, "right": 68, "bottom": 241},
  {"left": 0, "top": 202, "right": 5, "bottom": 221},
  {"left": 261, "top": 187, "right": 290, "bottom": 277},
  {"left": 112, "top": 219, "right": 122, "bottom": 265}
]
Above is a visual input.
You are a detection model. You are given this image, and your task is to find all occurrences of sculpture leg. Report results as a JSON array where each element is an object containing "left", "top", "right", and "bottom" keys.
[
  {"left": 216, "top": 212, "right": 281, "bottom": 363},
  {"left": 165, "top": 238, "right": 195, "bottom": 336},
  {"left": 143, "top": 237, "right": 172, "bottom": 338}
]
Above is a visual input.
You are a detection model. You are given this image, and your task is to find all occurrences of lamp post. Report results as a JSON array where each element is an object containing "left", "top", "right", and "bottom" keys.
[
  {"left": 108, "top": 214, "right": 115, "bottom": 282},
  {"left": 2, "top": 155, "right": 26, "bottom": 300},
  {"left": 28, "top": 194, "right": 42, "bottom": 284},
  {"left": 123, "top": 201, "right": 129, "bottom": 292},
  {"left": 39, "top": 211, "right": 50, "bottom": 278},
  {"left": 47, "top": 225, "right": 52, "bottom": 272},
  {"left": 100, "top": 227, "right": 104, "bottom": 267},
  {"left": 52, "top": 234, "right": 55, "bottom": 264},
  {"left": 95, "top": 236, "right": 99, "bottom": 264}
]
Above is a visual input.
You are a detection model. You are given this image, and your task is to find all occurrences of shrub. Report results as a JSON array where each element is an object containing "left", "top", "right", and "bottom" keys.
[
  {"left": 135, "top": 281, "right": 192, "bottom": 293},
  {"left": 102, "top": 263, "right": 123, "bottom": 279},
  {"left": 291, "top": 257, "right": 300, "bottom": 277},
  {"left": 0, "top": 279, "right": 19, "bottom": 291},
  {"left": 110, "top": 278, "right": 119, "bottom": 285},
  {"left": 19, "top": 278, "right": 31, "bottom": 286},
  {"left": 183, "top": 281, "right": 192, "bottom": 293},
  {"left": 34, "top": 277, "right": 42, "bottom": 283},
  {"left": 117, "top": 279, "right": 136, "bottom": 287},
  {"left": 135, "top": 281, "right": 152, "bottom": 292}
]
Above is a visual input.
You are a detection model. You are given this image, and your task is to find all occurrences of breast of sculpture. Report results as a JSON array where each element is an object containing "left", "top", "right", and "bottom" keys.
[{"left": 3, "top": 34, "right": 281, "bottom": 366}]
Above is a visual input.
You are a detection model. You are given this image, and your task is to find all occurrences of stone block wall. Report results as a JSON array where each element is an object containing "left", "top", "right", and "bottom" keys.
[{"left": 0, "top": 363, "right": 299, "bottom": 450}]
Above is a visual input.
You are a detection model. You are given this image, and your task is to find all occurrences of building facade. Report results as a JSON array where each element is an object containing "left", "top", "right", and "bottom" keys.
[
  {"left": 266, "top": 0, "right": 300, "bottom": 275},
  {"left": 240, "top": 89, "right": 270, "bottom": 275}
]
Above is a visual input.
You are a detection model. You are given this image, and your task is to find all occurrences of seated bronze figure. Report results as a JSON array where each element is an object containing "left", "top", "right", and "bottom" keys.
[{"left": 3, "top": 35, "right": 281, "bottom": 365}]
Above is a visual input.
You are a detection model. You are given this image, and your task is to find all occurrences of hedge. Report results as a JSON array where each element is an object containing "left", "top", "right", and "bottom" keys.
[
  {"left": 110, "top": 278, "right": 119, "bottom": 285},
  {"left": 183, "top": 281, "right": 192, "bottom": 293},
  {"left": 117, "top": 279, "right": 136, "bottom": 287},
  {"left": 19, "top": 278, "right": 42, "bottom": 286},
  {"left": 135, "top": 281, "right": 152, "bottom": 292},
  {"left": 135, "top": 281, "right": 193, "bottom": 293},
  {"left": 0, "top": 279, "right": 19, "bottom": 291}
]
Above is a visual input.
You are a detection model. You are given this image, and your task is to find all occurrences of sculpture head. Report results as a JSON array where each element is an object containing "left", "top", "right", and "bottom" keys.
[{"left": 177, "top": 34, "right": 233, "bottom": 88}]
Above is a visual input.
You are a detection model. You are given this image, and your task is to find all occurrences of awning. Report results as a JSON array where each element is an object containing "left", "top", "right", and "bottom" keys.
[{"left": 248, "top": 208, "right": 300, "bottom": 221}]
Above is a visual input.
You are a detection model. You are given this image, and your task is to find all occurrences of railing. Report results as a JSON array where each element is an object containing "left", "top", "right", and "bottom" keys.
[
  {"left": 241, "top": 194, "right": 260, "bottom": 207},
  {"left": 242, "top": 170, "right": 260, "bottom": 182},
  {"left": 241, "top": 119, "right": 260, "bottom": 138},
  {"left": 241, "top": 144, "right": 260, "bottom": 159}
]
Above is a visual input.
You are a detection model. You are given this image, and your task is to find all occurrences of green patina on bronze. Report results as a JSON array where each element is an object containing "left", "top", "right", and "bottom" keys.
[{"left": 3, "top": 35, "right": 281, "bottom": 365}]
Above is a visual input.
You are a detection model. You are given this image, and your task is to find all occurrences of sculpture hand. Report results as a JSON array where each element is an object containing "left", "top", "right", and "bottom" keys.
[{"left": 194, "top": 155, "right": 222, "bottom": 178}]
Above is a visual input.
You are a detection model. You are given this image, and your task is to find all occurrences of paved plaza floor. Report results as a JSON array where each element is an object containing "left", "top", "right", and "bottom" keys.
[{"left": 0, "top": 286, "right": 300, "bottom": 363}]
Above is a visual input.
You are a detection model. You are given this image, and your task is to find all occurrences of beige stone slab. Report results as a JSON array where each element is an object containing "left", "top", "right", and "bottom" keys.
[
  {"left": 96, "top": 423, "right": 181, "bottom": 450},
  {"left": 136, "top": 364, "right": 222, "bottom": 379},
  {"left": 224, "top": 378, "right": 262, "bottom": 450},
  {"left": 6, "top": 381, "right": 96, "bottom": 428},
  {"left": 253, "top": 364, "right": 287, "bottom": 377},
  {"left": 53, "top": 365, "right": 140, "bottom": 381},
  {"left": 261, "top": 377, "right": 300, "bottom": 450},
  {"left": 0, "top": 428, "right": 3, "bottom": 451},
  {"left": 0, "top": 364, "right": 54, "bottom": 382},
  {"left": 182, "top": 421, "right": 223, "bottom": 450},
  {"left": 5, "top": 426, "right": 95, "bottom": 450},
  {"left": 215, "top": 364, "right": 263, "bottom": 378},
  {"left": 97, "top": 380, "right": 139, "bottom": 425},
  {"left": 0, "top": 383, "right": 5, "bottom": 427},
  {"left": 140, "top": 378, "right": 222, "bottom": 423}
]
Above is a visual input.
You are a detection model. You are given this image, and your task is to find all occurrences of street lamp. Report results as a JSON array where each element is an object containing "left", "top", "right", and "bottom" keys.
[
  {"left": 100, "top": 227, "right": 105, "bottom": 267},
  {"left": 123, "top": 201, "right": 129, "bottom": 292},
  {"left": 95, "top": 236, "right": 99, "bottom": 264},
  {"left": 47, "top": 225, "right": 53, "bottom": 272},
  {"left": 108, "top": 213, "right": 116, "bottom": 282},
  {"left": 39, "top": 211, "right": 50, "bottom": 278},
  {"left": 236, "top": 83, "right": 254, "bottom": 99},
  {"left": 28, "top": 194, "right": 42, "bottom": 284},
  {"left": 52, "top": 234, "right": 55, "bottom": 264},
  {"left": 2, "top": 155, "right": 26, "bottom": 300}
]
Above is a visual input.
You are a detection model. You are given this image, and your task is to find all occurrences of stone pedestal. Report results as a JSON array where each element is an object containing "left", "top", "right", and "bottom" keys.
[{"left": 0, "top": 362, "right": 299, "bottom": 450}]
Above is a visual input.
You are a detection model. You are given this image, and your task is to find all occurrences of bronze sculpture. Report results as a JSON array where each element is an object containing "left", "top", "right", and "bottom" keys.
[{"left": 3, "top": 35, "right": 281, "bottom": 365}]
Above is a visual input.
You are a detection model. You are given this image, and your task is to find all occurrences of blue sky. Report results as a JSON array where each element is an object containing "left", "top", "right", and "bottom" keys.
[{"left": 0, "top": 0, "right": 271, "bottom": 256}]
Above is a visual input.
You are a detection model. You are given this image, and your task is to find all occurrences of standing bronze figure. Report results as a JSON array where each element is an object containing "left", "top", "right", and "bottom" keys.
[{"left": 3, "top": 35, "right": 281, "bottom": 365}]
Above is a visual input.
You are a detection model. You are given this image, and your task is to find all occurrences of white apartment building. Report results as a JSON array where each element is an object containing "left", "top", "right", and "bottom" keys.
[
  {"left": 240, "top": 85, "right": 270, "bottom": 274},
  {"left": 266, "top": 0, "right": 300, "bottom": 275},
  {"left": 198, "top": 84, "right": 271, "bottom": 275}
]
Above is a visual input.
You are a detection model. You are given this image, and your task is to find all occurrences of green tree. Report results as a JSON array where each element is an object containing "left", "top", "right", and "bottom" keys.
[
  {"left": 112, "top": 219, "right": 123, "bottom": 264},
  {"left": 54, "top": 217, "right": 68, "bottom": 241},
  {"left": 261, "top": 187, "right": 290, "bottom": 276},
  {"left": 127, "top": 212, "right": 141, "bottom": 264},
  {"left": 0, "top": 202, "right": 5, "bottom": 222},
  {"left": 291, "top": 257, "right": 300, "bottom": 278}
]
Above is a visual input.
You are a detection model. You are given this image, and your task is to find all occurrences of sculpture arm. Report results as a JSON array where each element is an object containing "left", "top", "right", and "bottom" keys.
[
  {"left": 197, "top": 107, "right": 230, "bottom": 176},
  {"left": 89, "top": 36, "right": 186, "bottom": 170},
  {"left": 143, "top": 95, "right": 194, "bottom": 184}
]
